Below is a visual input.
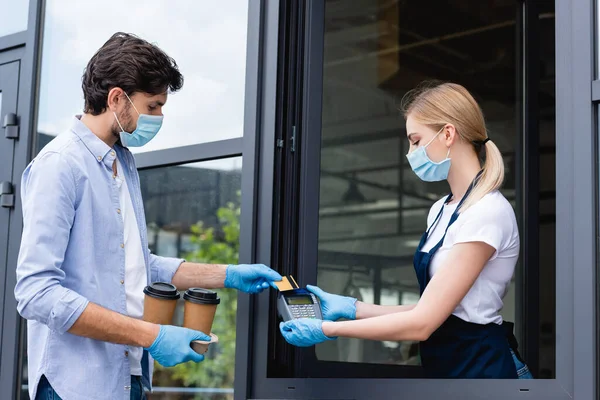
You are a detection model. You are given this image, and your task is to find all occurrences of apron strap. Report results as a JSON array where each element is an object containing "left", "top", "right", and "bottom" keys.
[
  {"left": 502, "top": 321, "right": 526, "bottom": 363},
  {"left": 425, "top": 194, "right": 451, "bottom": 236},
  {"left": 424, "top": 171, "right": 480, "bottom": 253}
]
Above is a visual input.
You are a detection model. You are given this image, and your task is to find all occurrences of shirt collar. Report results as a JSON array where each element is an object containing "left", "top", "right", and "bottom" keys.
[{"left": 70, "top": 115, "right": 116, "bottom": 168}]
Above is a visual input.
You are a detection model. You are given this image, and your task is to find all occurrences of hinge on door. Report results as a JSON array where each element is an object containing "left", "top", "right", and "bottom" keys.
[
  {"left": 291, "top": 126, "right": 296, "bottom": 153},
  {"left": 0, "top": 181, "right": 14, "bottom": 208},
  {"left": 3, "top": 113, "right": 19, "bottom": 139}
]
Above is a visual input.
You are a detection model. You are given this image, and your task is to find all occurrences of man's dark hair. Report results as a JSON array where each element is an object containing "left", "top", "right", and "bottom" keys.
[{"left": 82, "top": 32, "right": 183, "bottom": 115}]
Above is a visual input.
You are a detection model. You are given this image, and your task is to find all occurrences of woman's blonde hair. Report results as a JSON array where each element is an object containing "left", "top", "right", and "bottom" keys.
[{"left": 400, "top": 81, "right": 504, "bottom": 212}]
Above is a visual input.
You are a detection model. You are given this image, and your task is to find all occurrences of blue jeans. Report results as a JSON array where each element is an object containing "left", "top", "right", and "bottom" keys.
[
  {"left": 36, "top": 375, "right": 147, "bottom": 400},
  {"left": 510, "top": 349, "right": 534, "bottom": 379}
]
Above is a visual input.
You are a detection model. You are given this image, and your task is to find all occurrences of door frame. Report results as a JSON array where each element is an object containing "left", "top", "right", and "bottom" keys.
[
  {"left": 0, "top": 0, "right": 44, "bottom": 398},
  {"left": 0, "top": 51, "right": 24, "bottom": 399}
]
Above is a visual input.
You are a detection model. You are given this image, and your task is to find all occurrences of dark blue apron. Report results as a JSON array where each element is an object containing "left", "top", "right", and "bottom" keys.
[{"left": 413, "top": 176, "right": 517, "bottom": 379}]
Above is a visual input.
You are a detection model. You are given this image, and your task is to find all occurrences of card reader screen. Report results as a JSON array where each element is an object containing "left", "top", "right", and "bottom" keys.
[{"left": 286, "top": 295, "right": 313, "bottom": 305}]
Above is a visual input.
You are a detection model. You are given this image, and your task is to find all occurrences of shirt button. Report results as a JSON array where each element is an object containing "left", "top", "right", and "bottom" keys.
[
  {"left": 125, "top": 350, "right": 129, "bottom": 357},
  {"left": 97, "top": 156, "right": 102, "bottom": 161},
  {"left": 120, "top": 279, "right": 124, "bottom": 284},
  {"left": 120, "top": 243, "right": 124, "bottom": 248},
  {"left": 117, "top": 208, "right": 121, "bottom": 214},
  {"left": 110, "top": 151, "right": 115, "bottom": 157}
]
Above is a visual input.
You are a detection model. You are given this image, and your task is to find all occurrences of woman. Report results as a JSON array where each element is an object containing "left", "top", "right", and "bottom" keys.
[{"left": 279, "top": 82, "right": 532, "bottom": 379}]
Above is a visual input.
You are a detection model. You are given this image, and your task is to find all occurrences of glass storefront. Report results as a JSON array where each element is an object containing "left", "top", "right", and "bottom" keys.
[{"left": 35, "top": 0, "right": 249, "bottom": 153}]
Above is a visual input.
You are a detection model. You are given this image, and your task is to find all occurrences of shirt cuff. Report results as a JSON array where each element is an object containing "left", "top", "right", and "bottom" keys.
[
  {"left": 49, "top": 289, "right": 89, "bottom": 334},
  {"left": 150, "top": 254, "right": 185, "bottom": 284}
]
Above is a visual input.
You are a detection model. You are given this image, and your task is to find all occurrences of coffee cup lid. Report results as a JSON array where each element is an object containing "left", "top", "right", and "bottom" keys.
[
  {"left": 143, "top": 282, "right": 180, "bottom": 301},
  {"left": 183, "top": 288, "right": 221, "bottom": 305}
]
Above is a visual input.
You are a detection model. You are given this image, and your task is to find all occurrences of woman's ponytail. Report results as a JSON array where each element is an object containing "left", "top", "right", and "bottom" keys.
[{"left": 460, "top": 139, "right": 504, "bottom": 212}]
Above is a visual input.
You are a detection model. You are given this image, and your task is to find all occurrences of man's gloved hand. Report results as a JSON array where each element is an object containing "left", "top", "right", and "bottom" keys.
[
  {"left": 306, "top": 285, "right": 357, "bottom": 321},
  {"left": 279, "top": 318, "right": 336, "bottom": 347},
  {"left": 145, "top": 325, "right": 210, "bottom": 367},
  {"left": 224, "top": 264, "right": 282, "bottom": 294}
]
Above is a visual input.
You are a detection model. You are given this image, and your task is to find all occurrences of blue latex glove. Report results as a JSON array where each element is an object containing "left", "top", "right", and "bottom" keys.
[
  {"left": 306, "top": 285, "right": 357, "bottom": 321},
  {"left": 145, "top": 325, "right": 210, "bottom": 367},
  {"left": 224, "top": 264, "right": 282, "bottom": 294},
  {"left": 279, "top": 318, "right": 336, "bottom": 347}
]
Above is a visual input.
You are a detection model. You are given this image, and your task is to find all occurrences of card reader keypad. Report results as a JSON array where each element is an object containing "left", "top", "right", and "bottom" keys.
[
  {"left": 278, "top": 291, "right": 322, "bottom": 322},
  {"left": 289, "top": 304, "right": 317, "bottom": 319}
]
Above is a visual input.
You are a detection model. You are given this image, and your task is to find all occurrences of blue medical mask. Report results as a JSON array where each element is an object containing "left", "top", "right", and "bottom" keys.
[
  {"left": 114, "top": 92, "right": 163, "bottom": 147},
  {"left": 406, "top": 127, "right": 451, "bottom": 182}
]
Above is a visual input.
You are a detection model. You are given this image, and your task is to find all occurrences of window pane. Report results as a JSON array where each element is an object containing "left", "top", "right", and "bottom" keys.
[
  {"left": 140, "top": 157, "right": 241, "bottom": 398},
  {"left": 315, "top": 0, "right": 556, "bottom": 378},
  {"left": 0, "top": 0, "right": 29, "bottom": 37},
  {"left": 36, "top": 0, "right": 248, "bottom": 153}
]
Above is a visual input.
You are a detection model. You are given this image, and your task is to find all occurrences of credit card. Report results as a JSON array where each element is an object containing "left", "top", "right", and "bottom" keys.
[
  {"left": 274, "top": 276, "right": 294, "bottom": 291},
  {"left": 289, "top": 275, "right": 299, "bottom": 289},
  {"left": 274, "top": 275, "right": 300, "bottom": 291}
]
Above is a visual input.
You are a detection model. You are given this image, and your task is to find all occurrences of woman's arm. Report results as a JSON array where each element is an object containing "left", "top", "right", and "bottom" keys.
[
  {"left": 322, "top": 241, "right": 495, "bottom": 341},
  {"left": 307, "top": 286, "right": 415, "bottom": 321},
  {"left": 355, "top": 302, "right": 416, "bottom": 319}
]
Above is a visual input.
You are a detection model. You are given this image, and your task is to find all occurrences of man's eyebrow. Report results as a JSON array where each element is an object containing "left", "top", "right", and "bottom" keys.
[{"left": 153, "top": 101, "right": 165, "bottom": 106}]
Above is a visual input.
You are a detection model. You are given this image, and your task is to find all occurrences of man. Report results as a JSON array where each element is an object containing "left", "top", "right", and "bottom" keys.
[{"left": 14, "top": 32, "right": 281, "bottom": 400}]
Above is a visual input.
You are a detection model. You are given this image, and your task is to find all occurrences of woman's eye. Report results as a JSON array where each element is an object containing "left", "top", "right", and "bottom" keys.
[{"left": 413, "top": 140, "right": 420, "bottom": 146}]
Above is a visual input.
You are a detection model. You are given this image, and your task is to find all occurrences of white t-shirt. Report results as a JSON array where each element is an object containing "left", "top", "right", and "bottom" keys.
[
  {"left": 115, "top": 158, "right": 147, "bottom": 375},
  {"left": 420, "top": 190, "right": 519, "bottom": 325}
]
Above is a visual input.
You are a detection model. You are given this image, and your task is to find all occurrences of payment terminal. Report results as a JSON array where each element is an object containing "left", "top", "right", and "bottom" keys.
[
  {"left": 277, "top": 288, "right": 323, "bottom": 322},
  {"left": 275, "top": 276, "right": 323, "bottom": 322}
]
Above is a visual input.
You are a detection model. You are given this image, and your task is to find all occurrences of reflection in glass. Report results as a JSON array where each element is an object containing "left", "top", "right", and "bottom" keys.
[
  {"left": 316, "top": 0, "right": 555, "bottom": 377},
  {"left": 0, "top": 1, "right": 29, "bottom": 36},
  {"left": 141, "top": 158, "right": 241, "bottom": 399},
  {"left": 36, "top": 0, "right": 248, "bottom": 154}
]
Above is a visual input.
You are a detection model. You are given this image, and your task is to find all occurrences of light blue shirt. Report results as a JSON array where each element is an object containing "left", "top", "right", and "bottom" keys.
[{"left": 14, "top": 116, "right": 184, "bottom": 400}]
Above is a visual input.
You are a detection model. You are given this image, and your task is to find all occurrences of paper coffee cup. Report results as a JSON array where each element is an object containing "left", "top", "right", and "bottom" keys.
[
  {"left": 182, "top": 288, "right": 220, "bottom": 335},
  {"left": 142, "top": 282, "right": 180, "bottom": 325}
]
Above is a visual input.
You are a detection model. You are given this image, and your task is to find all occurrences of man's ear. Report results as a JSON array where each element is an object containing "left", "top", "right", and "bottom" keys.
[{"left": 107, "top": 87, "right": 124, "bottom": 112}]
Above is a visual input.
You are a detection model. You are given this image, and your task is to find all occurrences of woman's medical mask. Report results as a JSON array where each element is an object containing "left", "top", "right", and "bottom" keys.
[
  {"left": 406, "top": 127, "right": 451, "bottom": 182},
  {"left": 114, "top": 92, "right": 163, "bottom": 147}
]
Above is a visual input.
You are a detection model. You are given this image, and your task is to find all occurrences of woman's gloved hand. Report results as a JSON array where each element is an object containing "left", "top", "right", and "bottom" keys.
[
  {"left": 279, "top": 318, "right": 336, "bottom": 347},
  {"left": 306, "top": 285, "right": 357, "bottom": 321},
  {"left": 224, "top": 264, "right": 283, "bottom": 293},
  {"left": 145, "top": 325, "right": 210, "bottom": 367}
]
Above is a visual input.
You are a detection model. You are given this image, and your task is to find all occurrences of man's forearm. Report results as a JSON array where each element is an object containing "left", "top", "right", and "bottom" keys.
[
  {"left": 68, "top": 302, "right": 159, "bottom": 348},
  {"left": 171, "top": 262, "right": 228, "bottom": 290}
]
